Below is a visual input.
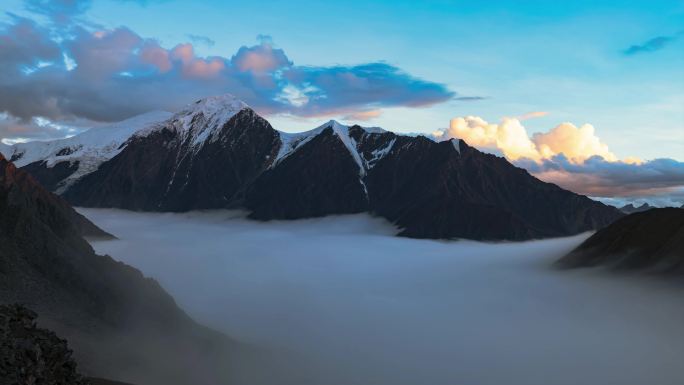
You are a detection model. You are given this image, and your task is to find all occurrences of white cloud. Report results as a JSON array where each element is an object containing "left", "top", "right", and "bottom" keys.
[
  {"left": 434, "top": 115, "right": 683, "bottom": 201},
  {"left": 533, "top": 122, "right": 617, "bottom": 163},
  {"left": 435, "top": 116, "right": 620, "bottom": 163}
]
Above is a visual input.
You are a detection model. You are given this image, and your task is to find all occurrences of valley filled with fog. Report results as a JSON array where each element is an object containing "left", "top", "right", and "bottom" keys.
[{"left": 82, "top": 208, "right": 684, "bottom": 385}]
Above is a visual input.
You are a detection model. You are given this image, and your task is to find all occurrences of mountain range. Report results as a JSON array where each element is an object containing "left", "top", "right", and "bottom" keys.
[{"left": 0, "top": 94, "right": 623, "bottom": 241}]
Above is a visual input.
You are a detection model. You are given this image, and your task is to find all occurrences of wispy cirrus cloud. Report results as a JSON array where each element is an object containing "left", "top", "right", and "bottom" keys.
[
  {"left": 0, "top": 1, "right": 461, "bottom": 142},
  {"left": 24, "top": 0, "right": 92, "bottom": 22},
  {"left": 342, "top": 109, "right": 382, "bottom": 121},
  {"left": 187, "top": 34, "right": 215, "bottom": 47},
  {"left": 518, "top": 111, "right": 549, "bottom": 120},
  {"left": 454, "top": 96, "right": 487, "bottom": 101},
  {"left": 623, "top": 31, "right": 684, "bottom": 55}
]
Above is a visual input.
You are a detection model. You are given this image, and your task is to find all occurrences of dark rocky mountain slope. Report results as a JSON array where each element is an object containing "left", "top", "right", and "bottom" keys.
[
  {"left": 16, "top": 94, "right": 622, "bottom": 241},
  {"left": 557, "top": 208, "right": 684, "bottom": 272},
  {"left": 0, "top": 153, "right": 232, "bottom": 385},
  {"left": 362, "top": 132, "right": 618, "bottom": 240},
  {"left": 0, "top": 154, "right": 112, "bottom": 240},
  {"left": 246, "top": 125, "right": 370, "bottom": 219}
]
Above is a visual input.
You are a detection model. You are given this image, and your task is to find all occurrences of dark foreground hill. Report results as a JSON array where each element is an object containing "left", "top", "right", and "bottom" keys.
[
  {"left": 557, "top": 208, "right": 684, "bottom": 272},
  {"left": 0, "top": 153, "right": 232, "bottom": 385},
  {"left": 6, "top": 94, "right": 620, "bottom": 241}
]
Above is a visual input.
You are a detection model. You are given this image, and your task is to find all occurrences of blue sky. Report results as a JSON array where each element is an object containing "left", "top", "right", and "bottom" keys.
[
  {"left": 77, "top": 0, "right": 684, "bottom": 160},
  {"left": 1, "top": 0, "right": 683, "bottom": 204}
]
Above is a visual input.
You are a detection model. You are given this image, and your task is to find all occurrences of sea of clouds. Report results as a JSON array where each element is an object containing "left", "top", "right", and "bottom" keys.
[{"left": 82, "top": 208, "right": 684, "bottom": 385}]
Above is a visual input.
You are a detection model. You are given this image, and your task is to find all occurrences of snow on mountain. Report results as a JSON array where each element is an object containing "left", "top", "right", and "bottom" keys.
[
  {"left": 136, "top": 94, "right": 248, "bottom": 148},
  {"left": 273, "top": 120, "right": 398, "bottom": 199},
  {"left": 451, "top": 138, "right": 462, "bottom": 154},
  {"left": 3, "top": 95, "right": 387, "bottom": 179},
  {"left": 274, "top": 120, "right": 392, "bottom": 174},
  {"left": 328, "top": 120, "right": 367, "bottom": 176},
  {"left": 2, "top": 110, "right": 171, "bottom": 191},
  {"left": 0, "top": 142, "right": 11, "bottom": 158},
  {"left": 4, "top": 93, "right": 623, "bottom": 241},
  {"left": 361, "top": 126, "right": 388, "bottom": 134},
  {"left": 366, "top": 137, "right": 397, "bottom": 168}
]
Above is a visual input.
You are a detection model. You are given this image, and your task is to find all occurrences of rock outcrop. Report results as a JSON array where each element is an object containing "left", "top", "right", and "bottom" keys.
[{"left": 0, "top": 304, "right": 89, "bottom": 385}]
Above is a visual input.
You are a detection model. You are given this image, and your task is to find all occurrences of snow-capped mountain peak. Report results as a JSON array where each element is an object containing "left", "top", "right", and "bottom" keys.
[
  {"left": 4, "top": 110, "right": 171, "bottom": 167},
  {"left": 179, "top": 94, "right": 249, "bottom": 121},
  {"left": 144, "top": 94, "right": 250, "bottom": 147},
  {"left": 0, "top": 110, "right": 172, "bottom": 192}
]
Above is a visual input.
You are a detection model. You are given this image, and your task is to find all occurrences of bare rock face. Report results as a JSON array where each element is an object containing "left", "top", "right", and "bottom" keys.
[
  {"left": 0, "top": 304, "right": 89, "bottom": 385},
  {"left": 557, "top": 208, "right": 684, "bottom": 272},
  {"left": 20, "top": 160, "right": 80, "bottom": 193}
]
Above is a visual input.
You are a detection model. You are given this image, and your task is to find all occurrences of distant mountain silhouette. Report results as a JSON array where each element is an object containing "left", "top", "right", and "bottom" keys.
[{"left": 619, "top": 202, "right": 654, "bottom": 214}]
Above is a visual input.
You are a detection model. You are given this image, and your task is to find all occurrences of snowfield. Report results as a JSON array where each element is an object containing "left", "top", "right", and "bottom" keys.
[{"left": 82, "top": 208, "right": 684, "bottom": 385}]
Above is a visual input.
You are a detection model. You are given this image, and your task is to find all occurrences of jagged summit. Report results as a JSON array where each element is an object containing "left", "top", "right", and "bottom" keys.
[
  {"left": 177, "top": 94, "right": 250, "bottom": 126},
  {"left": 137, "top": 94, "right": 250, "bottom": 147}
]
